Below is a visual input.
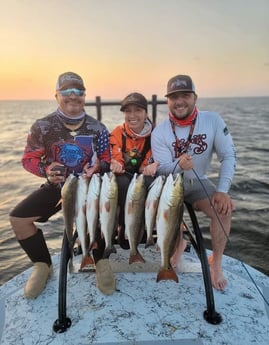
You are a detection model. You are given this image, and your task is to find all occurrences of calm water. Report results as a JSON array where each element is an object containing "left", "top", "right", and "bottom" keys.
[{"left": 0, "top": 97, "right": 268, "bottom": 285}]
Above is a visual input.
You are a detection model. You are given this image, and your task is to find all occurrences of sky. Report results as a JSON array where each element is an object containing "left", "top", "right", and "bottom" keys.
[{"left": 0, "top": 0, "right": 268, "bottom": 100}]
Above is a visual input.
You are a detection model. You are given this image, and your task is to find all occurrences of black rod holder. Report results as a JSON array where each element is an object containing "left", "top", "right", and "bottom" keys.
[
  {"left": 53, "top": 231, "right": 72, "bottom": 333},
  {"left": 184, "top": 202, "right": 222, "bottom": 325}
]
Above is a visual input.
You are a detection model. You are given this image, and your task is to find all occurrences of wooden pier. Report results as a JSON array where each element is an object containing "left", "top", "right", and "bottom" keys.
[{"left": 85, "top": 94, "right": 166, "bottom": 127}]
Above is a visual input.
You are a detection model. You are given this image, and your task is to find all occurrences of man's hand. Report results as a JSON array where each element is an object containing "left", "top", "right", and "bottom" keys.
[
  {"left": 141, "top": 161, "right": 160, "bottom": 176},
  {"left": 83, "top": 159, "right": 101, "bottom": 178},
  {"left": 178, "top": 153, "right": 193, "bottom": 170},
  {"left": 110, "top": 158, "right": 125, "bottom": 174},
  {"left": 211, "top": 192, "right": 234, "bottom": 216},
  {"left": 46, "top": 162, "right": 66, "bottom": 184}
]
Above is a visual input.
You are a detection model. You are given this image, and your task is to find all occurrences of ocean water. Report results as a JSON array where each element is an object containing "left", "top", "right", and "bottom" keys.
[{"left": 0, "top": 97, "right": 268, "bottom": 285}]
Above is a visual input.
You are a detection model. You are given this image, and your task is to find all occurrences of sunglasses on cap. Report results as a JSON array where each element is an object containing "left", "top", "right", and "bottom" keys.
[{"left": 59, "top": 88, "right": 85, "bottom": 97}]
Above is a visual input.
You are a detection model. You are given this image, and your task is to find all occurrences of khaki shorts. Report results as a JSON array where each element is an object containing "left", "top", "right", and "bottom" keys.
[{"left": 183, "top": 178, "right": 216, "bottom": 205}]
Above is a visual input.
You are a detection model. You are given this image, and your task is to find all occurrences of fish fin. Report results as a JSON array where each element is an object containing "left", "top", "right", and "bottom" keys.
[
  {"left": 103, "top": 245, "right": 117, "bottom": 259},
  {"left": 127, "top": 201, "right": 133, "bottom": 214},
  {"left": 153, "top": 200, "right": 159, "bottom": 208},
  {"left": 89, "top": 240, "right": 98, "bottom": 251},
  {"left": 145, "top": 236, "right": 155, "bottom": 248},
  {"left": 94, "top": 198, "right": 99, "bottom": 211},
  {"left": 68, "top": 259, "right": 75, "bottom": 273},
  {"left": 104, "top": 200, "right": 110, "bottom": 212},
  {"left": 156, "top": 267, "right": 179, "bottom": 283},
  {"left": 129, "top": 251, "right": 145, "bottom": 264},
  {"left": 163, "top": 209, "right": 170, "bottom": 222},
  {"left": 56, "top": 198, "right": 62, "bottom": 208},
  {"left": 80, "top": 254, "right": 95, "bottom": 269},
  {"left": 82, "top": 204, "right": 87, "bottom": 215},
  {"left": 145, "top": 200, "right": 151, "bottom": 209}
]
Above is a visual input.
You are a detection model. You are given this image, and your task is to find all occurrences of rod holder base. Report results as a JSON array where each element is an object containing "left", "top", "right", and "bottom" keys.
[
  {"left": 203, "top": 310, "right": 222, "bottom": 324},
  {"left": 53, "top": 317, "right": 72, "bottom": 333}
]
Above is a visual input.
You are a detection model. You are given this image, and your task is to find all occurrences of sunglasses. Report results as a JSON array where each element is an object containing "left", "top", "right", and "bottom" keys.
[{"left": 59, "top": 88, "right": 85, "bottom": 97}]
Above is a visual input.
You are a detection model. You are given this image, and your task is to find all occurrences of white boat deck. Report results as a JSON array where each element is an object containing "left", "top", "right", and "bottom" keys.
[{"left": 0, "top": 245, "right": 268, "bottom": 345}]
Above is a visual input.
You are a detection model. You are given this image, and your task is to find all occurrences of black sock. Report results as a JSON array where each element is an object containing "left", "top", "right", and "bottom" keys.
[{"left": 18, "top": 228, "right": 52, "bottom": 266}]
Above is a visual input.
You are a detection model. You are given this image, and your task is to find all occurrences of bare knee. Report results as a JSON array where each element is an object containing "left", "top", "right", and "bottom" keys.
[{"left": 9, "top": 215, "right": 38, "bottom": 240}]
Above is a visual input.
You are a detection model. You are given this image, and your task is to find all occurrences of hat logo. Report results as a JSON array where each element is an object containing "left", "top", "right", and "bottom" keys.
[
  {"left": 171, "top": 79, "right": 187, "bottom": 89},
  {"left": 60, "top": 75, "right": 83, "bottom": 85},
  {"left": 127, "top": 94, "right": 139, "bottom": 102}
]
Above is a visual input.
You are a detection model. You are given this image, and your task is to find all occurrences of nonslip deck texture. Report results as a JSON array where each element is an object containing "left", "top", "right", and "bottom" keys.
[{"left": 0, "top": 245, "right": 269, "bottom": 345}]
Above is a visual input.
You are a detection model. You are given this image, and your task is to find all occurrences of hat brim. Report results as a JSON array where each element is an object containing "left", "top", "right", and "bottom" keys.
[
  {"left": 58, "top": 82, "right": 86, "bottom": 91},
  {"left": 165, "top": 89, "right": 194, "bottom": 97},
  {"left": 120, "top": 102, "right": 147, "bottom": 112}
]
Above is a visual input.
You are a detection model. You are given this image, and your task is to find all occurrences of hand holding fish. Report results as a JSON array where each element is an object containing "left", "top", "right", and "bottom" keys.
[
  {"left": 178, "top": 153, "right": 193, "bottom": 170},
  {"left": 83, "top": 159, "right": 101, "bottom": 178},
  {"left": 46, "top": 162, "right": 66, "bottom": 184},
  {"left": 110, "top": 158, "right": 125, "bottom": 174},
  {"left": 141, "top": 161, "right": 159, "bottom": 176},
  {"left": 211, "top": 192, "right": 234, "bottom": 216}
]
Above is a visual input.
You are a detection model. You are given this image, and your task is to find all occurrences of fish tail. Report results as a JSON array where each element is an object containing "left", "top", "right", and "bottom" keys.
[
  {"left": 145, "top": 236, "right": 155, "bottom": 248},
  {"left": 68, "top": 258, "right": 75, "bottom": 273},
  {"left": 89, "top": 240, "right": 98, "bottom": 251},
  {"left": 80, "top": 254, "right": 95, "bottom": 269},
  {"left": 129, "top": 251, "right": 145, "bottom": 264},
  {"left": 156, "top": 267, "right": 179, "bottom": 283},
  {"left": 103, "top": 245, "right": 117, "bottom": 259}
]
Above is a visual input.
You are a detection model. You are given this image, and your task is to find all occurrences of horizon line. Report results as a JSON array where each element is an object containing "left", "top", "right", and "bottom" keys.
[{"left": 0, "top": 95, "right": 268, "bottom": 102}]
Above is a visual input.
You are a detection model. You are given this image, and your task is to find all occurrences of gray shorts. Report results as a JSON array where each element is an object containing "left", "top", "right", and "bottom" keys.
[{"left": 183, "top": 178, "right": 216, "bottom": 204}]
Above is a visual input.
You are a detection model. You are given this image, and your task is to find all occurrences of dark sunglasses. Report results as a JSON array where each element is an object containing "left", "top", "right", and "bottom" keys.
[{"left": 59, "top": 88, "right": 85, "bottom": 97}]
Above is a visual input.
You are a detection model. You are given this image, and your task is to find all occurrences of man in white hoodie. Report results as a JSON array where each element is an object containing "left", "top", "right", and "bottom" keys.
[{"left": 151, "top": 74, "right": 236, "bottom": 290}]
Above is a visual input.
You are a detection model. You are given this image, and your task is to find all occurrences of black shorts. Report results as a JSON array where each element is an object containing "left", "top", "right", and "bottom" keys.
[{"left": 9, "top": 182, "right": 62, "bottom": 222}]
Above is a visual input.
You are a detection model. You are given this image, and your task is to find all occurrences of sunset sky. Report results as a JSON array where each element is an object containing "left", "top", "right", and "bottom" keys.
[{"left": 1, "top": 0, "right": 268, "bottom": 100}]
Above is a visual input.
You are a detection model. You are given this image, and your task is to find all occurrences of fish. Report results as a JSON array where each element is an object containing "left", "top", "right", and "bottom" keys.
[
  {"left": 156, "top": 173, "right": 184, "bottom": 283},
  {"left": 125, "top": 173, "right": 147, "bottom": 264},
  {"left": 61, "top": 173, "right": 78, "bottom": 271},
  {"left": 61, "top": 173, "right": 78, "bottom": 248},
  {"left": 99, "top": 172, "right": 118, "bottom": 259},
  {"left": 144, "top": 175, "right": 165, "bottom": 248},
  {"left": 86, "top": 173, "right": 101, "bottom": 250},
  {"left": 75, "top": 174, "right": 94, "bottom": 270}
]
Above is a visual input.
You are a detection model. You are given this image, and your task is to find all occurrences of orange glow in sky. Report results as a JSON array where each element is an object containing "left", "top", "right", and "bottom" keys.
[{"left": 1, "top": 0, "right": 268, "bottom": 100}]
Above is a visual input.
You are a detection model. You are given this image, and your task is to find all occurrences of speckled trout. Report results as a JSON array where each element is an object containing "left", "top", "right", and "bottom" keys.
[
  {"left": 156, "top": 173, "right": 184, "bottom": 283},
  {"left": 125, "top": 173, "right": 147, "bottom": 264}
]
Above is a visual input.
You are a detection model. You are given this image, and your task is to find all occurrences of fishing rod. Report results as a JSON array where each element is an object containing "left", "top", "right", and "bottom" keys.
[
  {"left": 114, "top": 162, "right": 268, "bottom": 305},
  {"left": 189, "top": 166, "right": 269, "bottom": 307}
]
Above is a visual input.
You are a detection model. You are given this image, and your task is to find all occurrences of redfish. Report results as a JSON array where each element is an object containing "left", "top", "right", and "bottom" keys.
[
  {"left": 125, "top": 173, "right": 147, "bottom": 264},
  {"left": 156, "top": 173, "right": 184, "bottom": 283},
  {"left": 99, "top": 172, "right": 118, "bottom": 259},
  {"left": 145, "top": 175, "right": 164, "bottom": 248},
  {"left": 75, "top": 174, "right": 94, "bottom": 270},
  {"left": 86, "top": 173, "right": 101, "bottom": 251}
]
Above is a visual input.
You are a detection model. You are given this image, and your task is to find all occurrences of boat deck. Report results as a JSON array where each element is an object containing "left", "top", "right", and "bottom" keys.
[{"left": 0, "top": 245, "right": 268, "bottom": 345}]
